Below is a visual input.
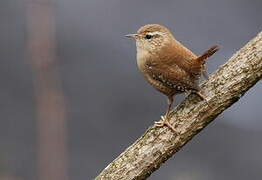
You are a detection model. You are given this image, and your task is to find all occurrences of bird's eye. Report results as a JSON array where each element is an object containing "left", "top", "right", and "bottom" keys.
[{"left": 145, "top": 34, "right": 152, "bottom": 39}]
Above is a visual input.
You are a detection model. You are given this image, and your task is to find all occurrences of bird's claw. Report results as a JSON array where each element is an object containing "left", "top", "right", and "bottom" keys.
[{"left": 154, "top": 116, "right": 178, "bottom": 134}]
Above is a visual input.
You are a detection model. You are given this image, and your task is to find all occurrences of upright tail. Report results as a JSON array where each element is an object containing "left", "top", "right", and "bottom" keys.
[
  {"left": 196, "top": 45, "right": 220, "bottom": 62},
  {"left": 196, "top": 45, "right": 220, "bottom": 79}
]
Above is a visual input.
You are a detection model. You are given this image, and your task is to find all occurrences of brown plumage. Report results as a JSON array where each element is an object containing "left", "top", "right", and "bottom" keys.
[{"left": 126, "top": 24, "right": 219, "bottom": 132}]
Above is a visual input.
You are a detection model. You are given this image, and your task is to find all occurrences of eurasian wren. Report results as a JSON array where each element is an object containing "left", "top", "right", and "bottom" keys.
[{"left": 126, "top": 24, "right": 219, "bottom": 132}]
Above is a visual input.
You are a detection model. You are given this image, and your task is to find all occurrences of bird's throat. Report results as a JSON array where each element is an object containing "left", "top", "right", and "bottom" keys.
[{"left": 136, "top": 49, "right": 150, "bottom": 71}]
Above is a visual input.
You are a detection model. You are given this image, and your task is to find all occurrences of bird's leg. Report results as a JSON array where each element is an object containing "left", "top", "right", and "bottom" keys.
[
  {"left": 155, "top": 96, "right": 177, "bottom": 133},
  {"left": 194, "top": 91, "right": 206, "bottom": 100},
  {"left": 193, "top": 91, "right": 211, "bottom": 107}
]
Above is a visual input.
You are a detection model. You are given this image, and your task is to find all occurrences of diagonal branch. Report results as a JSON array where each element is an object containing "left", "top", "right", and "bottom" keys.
[{"left": 95, "top": 31, "right": 262, "bottom": 180}]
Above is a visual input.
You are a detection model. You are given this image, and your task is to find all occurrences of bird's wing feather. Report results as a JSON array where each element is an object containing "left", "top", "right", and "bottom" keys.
[
  {"left": 145, "top": 60, "right": 199, "bottom": 92},
  {"left": 161, "top": 42, "right": 203, "bottom": 79}
]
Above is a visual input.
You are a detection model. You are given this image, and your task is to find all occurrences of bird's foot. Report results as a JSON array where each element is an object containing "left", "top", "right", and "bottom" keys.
[
  {"left": 195, "top": 91, "right": 206, "bottom": 100},
  {"left": 154, "top": 115, "right": 177, "bottom": 134},
  {"left": 194, "top": 91, "right": 211, "bottom": 107}
]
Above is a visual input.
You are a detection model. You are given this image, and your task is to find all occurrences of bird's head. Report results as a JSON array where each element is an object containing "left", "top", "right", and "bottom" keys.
[{"left": 126, "top": 24, "right": 174, "bottom": 54}]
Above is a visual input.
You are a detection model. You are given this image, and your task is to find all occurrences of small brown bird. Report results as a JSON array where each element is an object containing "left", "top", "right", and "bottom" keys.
[{"left": 126, "top": 24, "right": 219, "bottom": 132}]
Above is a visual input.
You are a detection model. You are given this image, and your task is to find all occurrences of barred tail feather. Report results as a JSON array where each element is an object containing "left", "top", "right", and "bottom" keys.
[
  {"left": 195, "top": 45, "right": 219, "bottom": 79},
  {"left": 196, "top": 45, "right": 220, "bottom": 62}
]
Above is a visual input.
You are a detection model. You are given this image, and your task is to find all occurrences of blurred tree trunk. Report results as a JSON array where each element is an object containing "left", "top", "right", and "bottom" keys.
[
  {"left": 26, "top": 0, "right": 68, "bottom": 180},
  {"left": 95, "top": 32, "right": 262, "bottom": 180}
]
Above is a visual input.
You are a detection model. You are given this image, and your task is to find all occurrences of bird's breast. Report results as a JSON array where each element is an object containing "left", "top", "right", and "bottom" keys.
[{"left": 136, "top": 49, "right": 150, "bottom": 72}]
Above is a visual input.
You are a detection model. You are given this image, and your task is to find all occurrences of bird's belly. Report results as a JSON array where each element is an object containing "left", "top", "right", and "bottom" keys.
[
  {"left": 144, "top": 74, "right": 177, "bottom": 96},
  {"left": 136, "top": 50, "right": 179, "bottom": 96}
]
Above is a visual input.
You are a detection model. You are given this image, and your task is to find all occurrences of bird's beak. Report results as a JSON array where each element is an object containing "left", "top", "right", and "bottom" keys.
[{"left": 125, "top": 33, "right": 139, "bottom": 39}]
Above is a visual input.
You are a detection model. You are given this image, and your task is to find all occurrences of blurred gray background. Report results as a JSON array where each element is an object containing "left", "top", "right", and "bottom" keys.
[{"left": 0, "top": 0, "right": 261, "bottom": 179}]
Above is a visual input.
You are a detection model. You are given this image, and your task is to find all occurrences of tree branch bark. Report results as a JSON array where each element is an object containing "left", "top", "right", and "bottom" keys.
[{"left": 95, "top": 32, "right": 262, "bottom": 180}]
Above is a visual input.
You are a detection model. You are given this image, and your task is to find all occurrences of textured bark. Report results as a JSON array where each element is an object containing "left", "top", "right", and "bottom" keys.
[{"left": 95, "top": 32, "right": 262, "bottom": 180}]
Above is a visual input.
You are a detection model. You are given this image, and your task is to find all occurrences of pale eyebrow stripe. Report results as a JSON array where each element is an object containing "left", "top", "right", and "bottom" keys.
[{"left": 147, "top": 31, "right": 164, "bottom": 36}]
